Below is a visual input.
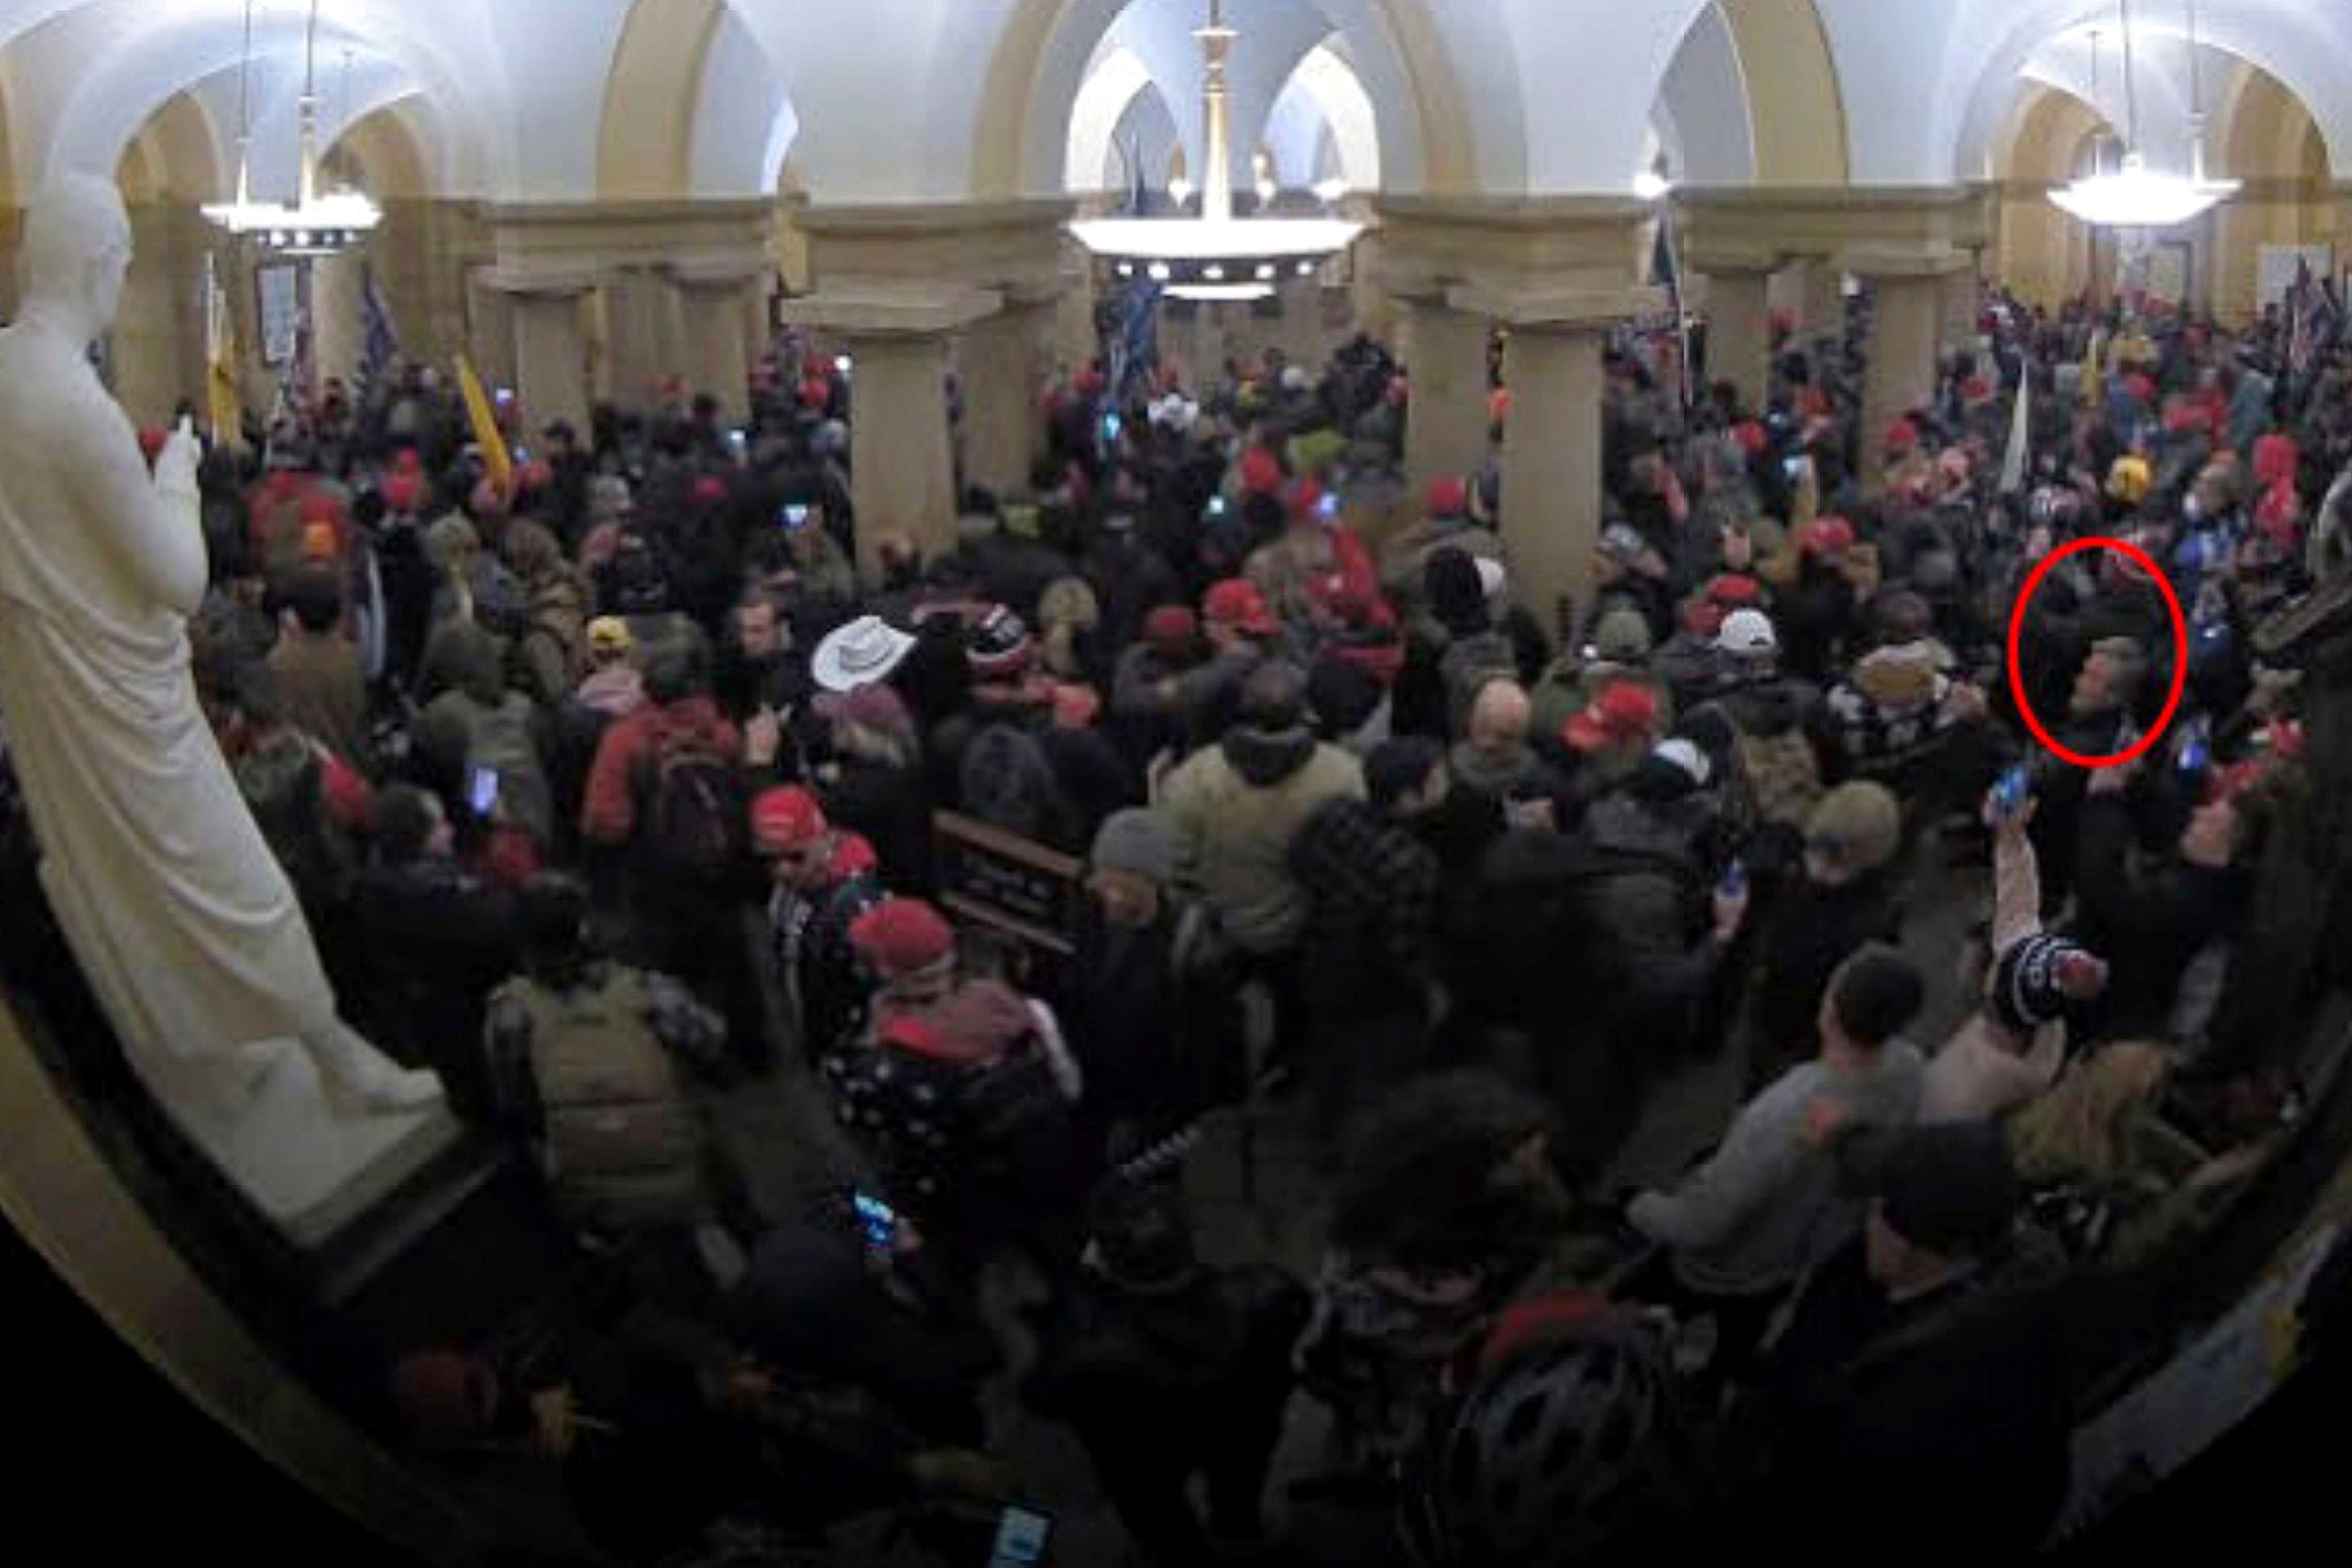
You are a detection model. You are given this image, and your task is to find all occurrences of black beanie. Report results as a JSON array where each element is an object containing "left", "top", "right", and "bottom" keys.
[
  {"left": 1991, "top": 932, "right": 2099, "bottom": 1035},
  {"left": 1871, "top": 1124, "right": 2019, "bottom": 1256},
  {"left": 1307, "top": 654, "right": 1385, "bottom": 741}
]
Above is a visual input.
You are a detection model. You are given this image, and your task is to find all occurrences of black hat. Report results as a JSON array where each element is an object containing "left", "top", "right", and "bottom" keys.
[
  {"left": 1868, "top": 1125, "right": 2019, "bottom": 1256},
  {"left": 1085, "top": 1183, "right": 1199, "bottom": 1296}
]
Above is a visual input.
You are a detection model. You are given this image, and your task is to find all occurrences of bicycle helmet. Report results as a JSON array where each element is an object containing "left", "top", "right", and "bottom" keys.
[{"left": 1400, "top": 1317, "right": 1687, "bottom": 1568}]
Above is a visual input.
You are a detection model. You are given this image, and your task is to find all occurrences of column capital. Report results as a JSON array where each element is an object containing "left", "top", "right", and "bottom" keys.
[
  {"left": 1374, "top": 194, "right": 1649, "bottom": 301},
  {"left": 483, "top": 198, "right": 775, "bottom": 274},
  {"left": 1448, "top": 281, "right": 1662, "bottom": 331},
  {"left": 481, "top": 265, "right": 600, "bottom": 299},
  {"left": 1683, "top": 243, "right": 1786, "bottom": 277},
  {"left": 1676, "top": 184, "right": 1983, "bottom": 262},
  {"left": 800, "top": 198, "right": 1072, "bottom": 300},
  {"left": 780, "top": 286, "right": 1001, "bottom": 338},
  {"left": 668, "top": 251, "right": 775, "bottom": 290},
  {"left": 1843, "top": 247, "right": 1974, "bottom": 281}
]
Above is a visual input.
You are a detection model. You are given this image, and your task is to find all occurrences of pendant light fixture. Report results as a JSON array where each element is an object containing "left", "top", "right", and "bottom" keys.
[
  {"left": 203, "top": 0, "right": 382, "bottom": 254},
  {"left": 2048, "top": 0, "right": 2236, "bottom": 228},
  {"left": 1071, "top": 0, "right": 1360, "bottom": 301}
]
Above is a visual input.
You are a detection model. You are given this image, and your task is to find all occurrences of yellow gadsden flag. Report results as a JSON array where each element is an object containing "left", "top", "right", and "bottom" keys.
[
  {"left": 204, "top": 257, "right": 242, "bottom": 450},
  {"left": 454, "top": 352, "right": 516, "bottom": 496}
]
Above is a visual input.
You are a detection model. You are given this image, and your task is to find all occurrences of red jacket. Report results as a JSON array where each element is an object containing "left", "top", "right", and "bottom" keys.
[{"left": 581, "top": 696, "right": 743, "bottom": 846}]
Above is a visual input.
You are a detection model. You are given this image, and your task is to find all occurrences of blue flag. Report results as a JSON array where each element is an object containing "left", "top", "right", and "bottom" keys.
[{"left": 360, "top": 262, "right": 400, "bottom": 391}]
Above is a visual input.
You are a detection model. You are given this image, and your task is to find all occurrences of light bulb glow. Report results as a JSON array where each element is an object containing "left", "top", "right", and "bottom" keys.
[
  {"left": 1631, "top": 171, "right": 1671, "bottom": 202},
  {"left": 2048, "top": 153, "right": 2230, "bottom": 228}
]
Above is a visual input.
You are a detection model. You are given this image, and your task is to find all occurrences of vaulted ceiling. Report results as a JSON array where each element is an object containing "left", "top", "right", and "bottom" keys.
[{"left": 0, "top": 1, "right": 2338, "bottom": 206}]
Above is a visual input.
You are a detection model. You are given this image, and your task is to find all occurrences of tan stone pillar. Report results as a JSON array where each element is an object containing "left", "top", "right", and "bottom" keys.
[
  {"left": 1401, "top": 294, "right": 1491, "bottom": 497},
  {"left": 1691, "top": 249, "right": 1777, "bottom": 412},
  {"left": 959, "top": 293, "right": 1054, "bottom": 495},
  {"left": 1851, "top": 252, "right": 1966, "bottom": 491},
  {"left": 782, "top": 290, "right": 997, "bottom": 574},
  {"left": 1278, "top": 274, "right": 1327, "bottom": 369},
  {"left": 113, "top": 203, "right": 198, "bottom": 427},
  {"left": 603, "top": 264, "right": 687, "bottom": 407},
  {"left": 311, "top": 249, "right": 363, "bottom": 390},
  {"left": 466, "top": 268, "right": 518, "bottom": 391},
  {"left": 1463, "top": 284, "right": 1649, "bottom": 641},
  {"left": 673, "top": 269, "right": 757, "bottom": 425},
  {"left": 499, "top": 280, "right": 592, "bottom": 439},
  {"left": 1801, "top": 257, "right": 1846, "bottom": 344},
  {"left": 1940, "top": 260, "right": 1981, "bottom": 353}
]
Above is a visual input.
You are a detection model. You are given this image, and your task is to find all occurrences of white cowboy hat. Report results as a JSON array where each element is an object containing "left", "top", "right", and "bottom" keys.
[{"left": 812, "top": 615, "right": 916, "bottom": 693}]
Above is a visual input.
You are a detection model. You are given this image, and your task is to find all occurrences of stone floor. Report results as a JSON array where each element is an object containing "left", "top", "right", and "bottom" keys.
[{"left": 668, "top": 836, "right": 1996, "bottom": 1566}]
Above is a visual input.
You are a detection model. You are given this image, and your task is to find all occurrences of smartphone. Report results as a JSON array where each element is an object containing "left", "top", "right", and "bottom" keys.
[
  {"left": 2178, "top": 715, "right": 2212, "bottom": 775},
  {"left": 851, "top": 1189, "right": 897, "bottom": 1251},
  {"left": 1205, "top": 495, "right": 1229, "bottom": 519},
  {"left": 986, "top": 1504, "right": 1054, "bottom": 1567},
  {"left": 512, "top": 443, "right": 531, "bottom": 465},
  {"left": 1783, "top": 454, "right": 1811, "bottom": 483},
  {"left": 1992, "top": 762, "right": 2032, "bottom": 816},
  {"left": 727, "top": 428, "right": 748, "bottom": 461},
  {"left": 781, "top": 502, "right": 811, "bottom": 531},
  {"left": 1316, "top": 491, "right": 1342, "bottom": 522},
  {"left": 467, "top": 766, "right": 500, "bottom": 817},
  {"left": 1718, "top": 859, "right": 1746, "bottom": 901}
]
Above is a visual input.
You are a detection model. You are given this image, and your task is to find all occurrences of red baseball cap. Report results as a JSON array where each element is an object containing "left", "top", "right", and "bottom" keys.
[
  {"left": 1238, "top": 447, "right": 1284, "bottom": 496},
  {"left": 750, "top": 786, "right": 827, "bottom": 854},
  {"left": 1730, "top": 421, "right": 1766, "bottom": 457},
  {"left": 1288, "top": 478, "right": 1324, "bottom": 524},
  {"left": 1564, "top": 681, "right": 1661, "bottom": 753},
  {"left": 1143, "top": 605, "right": 1199, "bottom": 652},
  {"left": 850, "top": 897, "right": 956, "bottom": 978},
  {"left": 1204, "top": 579, "right": 1276, "bottom": 637},
  {"left": 1708, "top": 574, "right": 1762, "bottom": 608},
  {"left": 382, "top": 473, "right": 424, "bottom": 514},
  {"left": 1883, "top": 419, "right": 1921, "bottom": 454},
  {"left": 1425, "top": 475, "right": 1469, "bottom": 517},
  {"left": 1803, "top": 517, "right": 1857, "bottom": 557},
  {"left": 690, "top": 475, "right": 729, "bottom": 507}
]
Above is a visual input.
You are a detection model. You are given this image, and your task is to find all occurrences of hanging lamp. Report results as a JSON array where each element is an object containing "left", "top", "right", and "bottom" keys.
[
  {"left": 1071, "top": 0, "right": 1359, "bottom": 301},
  {"left": 202, "top": 0, "right": 382, "bottom": 254},
  {"left": 2048, "top": 0, "right": 2234, "bottom": 228}
]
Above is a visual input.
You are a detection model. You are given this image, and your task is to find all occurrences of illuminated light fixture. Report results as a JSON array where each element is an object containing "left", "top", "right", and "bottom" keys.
[
  {"left": 1204, "top": 264, "right": 1225, "bottom": 280},
  {"left": 2048, "top": 0, "right": 2233, "bottom": 228},
  {"left": 1116, "top": 262, "right": 1134, "bottom": 277},
  {"left": 1071, "top": 0, "right": 1360, "bottom": 272},
  {"left": 1169, "top": 175, "right": 1195, "bottom": 207},
  {"left": 1256, "top": 179, "right": 1277, "bottom": 206},
  {"left": 203, "top": 0, "right": 382, "bottom": 255},
  {"left": 834, "top": 354, "right": 853, "bottom": 374},
  {"left": 1255, "top": 263, "right": 1276, "bottom": 280},
  {"left": 1295, "top": 261, "right": 1316, "bottom": 277},
  {"left": 1631, "top": 170, "right": 1672, "bottom": 203},
  {"left": 1169, "top": 282, "right": 1275, "bottom": 303},
  {"left": 1313, "top": 177, "right": 1348, "bottom": 204}
]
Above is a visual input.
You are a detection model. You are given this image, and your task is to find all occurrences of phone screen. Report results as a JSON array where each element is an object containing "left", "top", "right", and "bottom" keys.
[
  {"left": 851, "top": 1190, "right": 897, "bottom": 1250},
  {"left": 781, "top": 503, "right": 811, "bottom": 531},
  {"left": 1316, "top": 492, "right": 1342, "bottom": 521},
  {"left": 1102, "top": 413, "right": 1123, "bottom": 443},
  {"left": 987, "top": 1506, "right": 1053, "bottom": 1567},
  {"left": 468, "top": 766, "right": 500, "bottom": 817},
  {"left": 1783, "top": 455, "right": 1811, "bottom": 483}
]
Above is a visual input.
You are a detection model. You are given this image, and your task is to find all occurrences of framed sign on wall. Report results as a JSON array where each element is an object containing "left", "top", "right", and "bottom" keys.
[{"left": 255, "top": 262, "right": 301, "bottom": 368}]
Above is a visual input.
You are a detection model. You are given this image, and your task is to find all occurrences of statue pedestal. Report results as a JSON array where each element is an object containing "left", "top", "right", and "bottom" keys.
[{"left": 137, "top": 1042, "right": 461, "bottom": 1251}]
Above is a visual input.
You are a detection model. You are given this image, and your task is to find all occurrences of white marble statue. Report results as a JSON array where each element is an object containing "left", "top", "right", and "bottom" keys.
[{"left": 0, "top": 174, "right": 452, "bottom": 1248}]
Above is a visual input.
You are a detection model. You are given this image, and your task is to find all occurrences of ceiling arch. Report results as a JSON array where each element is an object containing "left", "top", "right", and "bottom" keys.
[{"left": 1654, "top": 1, "right": 1756, "bottom": 185}]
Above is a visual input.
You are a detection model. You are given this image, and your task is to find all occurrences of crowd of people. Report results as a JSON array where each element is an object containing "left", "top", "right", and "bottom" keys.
[{"left": 7, "top": 274, "right": 2352, "bottom": 1566}]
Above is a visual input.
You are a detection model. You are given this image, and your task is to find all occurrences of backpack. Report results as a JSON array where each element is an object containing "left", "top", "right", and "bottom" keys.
[
  {"left": 959, "top": 1038, "right": 1076, "bottom": 1184},
  {"left": 957, "top": 721, "right": 1077, "bottom": 848},
  {"left": 639, "top": 722, "right": 746, "bottom": 883},
  {"left": 465, "top": 695, "right": 554, "bottom": 844},
  {"left": 508, "top": 969, "right": 709, "bottom": 1233}
]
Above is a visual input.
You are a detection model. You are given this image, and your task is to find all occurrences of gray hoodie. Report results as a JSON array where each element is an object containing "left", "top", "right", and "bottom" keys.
[{"left": 1630, "top": 1042, "right": 1924, "bottom": 1296}]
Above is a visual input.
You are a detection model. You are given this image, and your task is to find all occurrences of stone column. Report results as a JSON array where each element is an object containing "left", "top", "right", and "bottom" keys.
[
  {"left": 959, "top": 293, "right": 1054, "bottom": 495},
  {"left": 466, "top": 268, "right": 518, "bottom": 391},
  {"left": 1940, "top": 260, "right": 1981, "bottom": 354},
  {"left": 1278, "top": 274, "right": 1327, "bottom": 369},
  {"left": 311, "top": 249, "right": 363, "bottom": 390},
  {"left": 113, "top": 203, "right": 201, "bottom": 426},
  {"left": 1801, "top": 257, "right": 1846, "bottom": 345},
  {"left": 499, "top": 280, "right": 593, "bottom": 440},
  {"left": 604, "top": 264, "right": 686, "bottom": 407},
  {"left": 673, "top": 269, "right": 758, "bottom": 425},
  {"left": 1850, "top": 252, "right": 1966, "bottom": 490},
  {"left": 1461, "top": 284, "right": 1648, "bottom": 641},
  {"left": 782, "top": 290, "right": 997, "bottom": 574},
  {"left": 1690, "top": 249, "right": 1777, "bottom": 412},
  {"left": 1400, "top": 294, "right": 1491, "bottom": 496}
]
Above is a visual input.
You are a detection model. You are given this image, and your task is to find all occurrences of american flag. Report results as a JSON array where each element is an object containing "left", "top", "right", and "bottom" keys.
[
  {"left": 2287, "top": 260, "right": 2342, "bottom": 385},
  {"left": 359, "top": 261, "right": 401, "bottom": 392},
  {"left": 1649, "top": 202, "right": 1691, "bottom": 410}
]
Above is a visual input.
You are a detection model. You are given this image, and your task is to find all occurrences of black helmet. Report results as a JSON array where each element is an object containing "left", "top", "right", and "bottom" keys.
[{"left": 1400, "top": 1319, "right": 1686, "bottom": 1568}]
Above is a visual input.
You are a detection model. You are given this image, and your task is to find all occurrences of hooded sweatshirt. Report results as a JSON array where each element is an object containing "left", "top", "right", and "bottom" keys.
[{"left": 1159, "top": 723, "right": 1365, "bottom": 954}]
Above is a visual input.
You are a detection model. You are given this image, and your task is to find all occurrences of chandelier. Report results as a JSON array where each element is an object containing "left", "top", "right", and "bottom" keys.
[
  {"left": 1070, "top": 0, "right": 1360, "bottom": 303},
  {"left": 203, "top": 0, "right": 382, "bottom": 255},
  {"left": 2048, "top": 0, "right": 2236, "bottom": 229}
]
